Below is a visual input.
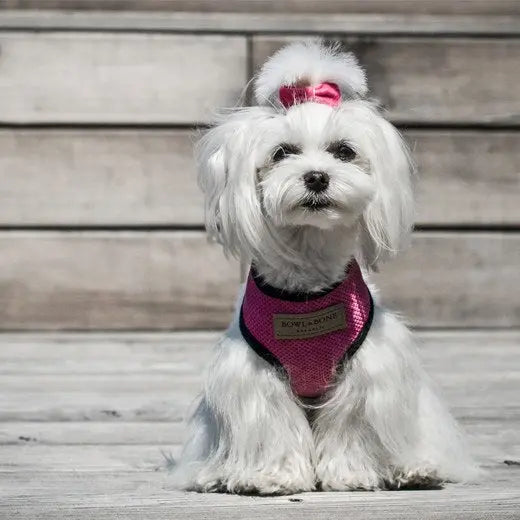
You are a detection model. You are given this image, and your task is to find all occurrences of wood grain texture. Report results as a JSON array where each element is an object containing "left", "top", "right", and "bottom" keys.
[
  {"left": 0, "top": 444, "right": 173, "bottom": 473},
  {"left": 3, "top": 390, "right": 515, "bottom": 424},
  {"left": 0, "top": 331, "right": 518, "bottom": 426},
  {"left": 1, "top": 33, "right": 518, "bottom": 124},
  {"left": 2, "top": 443, "right": 517, "bottom": 476},
  {"left": 253, "top": 37, "right": 520, "bottom": 125},
  {"left": 0, "top": 421, "right": 186, "bottom": 445},
  {"left": 0, "top": 129, "right": 204, "bottom": 225},
  {"left": 2, "top": 335, "right": 519, "bottom": 406},
  {"left": 9, "top": 470, "right": 516, "bottom": 505},
  {"left": 0, "top": 331, "right": 519, "bottom": 519},
  {"left": 1, "top": 11, "right": 518, "bottom": 35},
  {"left": 2, "top": 415, "right": 519, "bottom": 450},
  {"left": 410, "top": 130, "right": 520, "bottom": 225},
  {"left": 1, "top": 129, "right": 518, "bottom": 226},
  {"left": 0, "top": 392, "right": 191, "bottom": 421},
  {"left": 0, "top": 232, "right": 517, "bottom": 329},
  {"left": 3, "top": 492, "right": 519, "bottom": 520},
  {"left": 372, "top": 232, "right": 520, "bottom": 328},
  {"left": 0, "top": 330, "right": 519, "bottom": 428},
  {"left": 2, "top": 0, "right": 519, "bottom": 15},
  {"left": 2, "top": 490, "right": 518, "bottom": 520},
  {"left": 3, "top": 369, "right": 518, "bottom": 405},
  {"left": 0, "top": 32, "right": 246, "bottom": 124},
  {"left": 8, "top": 370, "right": 519, "bottom": 409},
  {"left": 0, "top": 231, "right": 239, "bottom": 330}
]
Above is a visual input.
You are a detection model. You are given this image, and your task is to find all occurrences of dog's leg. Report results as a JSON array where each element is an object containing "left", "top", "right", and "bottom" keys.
[
  {"left": 314, "top": 309, "right": 478, "bottom": 491},
  {"left": 173, "top": 324, "right": 315, "bottom": 495},
  {"left": 312, "top": 312, "right": 395, "bottom": 490},
  {"left": 400, "top": 374, "right": 481, "bottom": 487}
]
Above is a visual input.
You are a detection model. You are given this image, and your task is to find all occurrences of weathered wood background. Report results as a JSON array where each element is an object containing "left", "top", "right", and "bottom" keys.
[
  {"left": 0, "top": 4, "right": 519, "bottom": 519},
  {"left": 0, "top": 3, "right": 518, "bottom": 330}
]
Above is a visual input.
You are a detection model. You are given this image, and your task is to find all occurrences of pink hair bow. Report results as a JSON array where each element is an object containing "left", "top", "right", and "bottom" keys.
[{"left": 279, "top": 82, "right": 341, "bottom": 108}]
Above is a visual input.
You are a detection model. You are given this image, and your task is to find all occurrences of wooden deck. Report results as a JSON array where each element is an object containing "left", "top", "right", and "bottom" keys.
[{"left": 1, "top": 331, "right": 519, "bottom": 519}]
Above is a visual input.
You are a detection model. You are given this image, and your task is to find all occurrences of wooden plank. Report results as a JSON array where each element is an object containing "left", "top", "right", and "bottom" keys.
[
  {"left": 0, "top": 129, "right": 204, "bottom": 225},
  {"left": 0, "top": 421, "right": 185, "bottom": 445},
  {"left": 0, "top": 392, "right": 191, "bottom": 422},
  {"left": 0, "top": 331, "right": 221, "bottom": 369},
  {"left": 1, "top": 10, "right": 519, "bottom": 35},
  {"left": 0, "top": 33, "right": 246, "bottom": 124},
  {"left": 0, "top": 33, "right": 518, "bottom": 125},
  {"left": 3, "top": 415, "right": 518, "bottom": 447},
  {"left": 0, "top": 440, "right": 514, "bottom": 476},
  {"left": 0, "top": 468, "right": 518, "bottom": 519},
  {"left": 5, "top": 365, "right": 519, "bottom": 402},
  {"left": 1, "top": 129, "right": 518, "bottom": 226},
  {"left": 3, "top": 496, "right": 520, "bottom": 520},
  {"left": 253, "top": 37, "right": 520, "bottom": 125},
  {"left": 2, "top": 392, "right": 515, "bottom": 424},
  {"left": 3, "top": 369, "right": 518, "bottom": 399},
  {"left": 372, "top": 232, "right": 520, "bottom": 327},
  {"left": 2, "top": 1, "right": 519, "bottom": 15},
  {"left": 2, "top": 415, "right": 519, "bottom": 459},
  {"left": 1, "top": 333, "right": 519, "bottom": 402},
  {"left": 0, "top": 330, "right": 518, "bottom": 373},
  {"left": 1, "top": 373, "right": 205, "bottom": 392},
  {"left": 0, "top": 331, "right": 518, "bottom": 423},
  {"left": 409, "top": 130, "right": 520, "bottom": 225},
  {"left": 0, "top": 232, "right": 517, "bottom": 329},
  {"left": 8, "top": 426, "right": 514, "bottom": 476},
  {"left": 0, "top": 444, "right": 174, "bottom": 472},
  {"left": 0, "top": 231, "right": 239, "bottom": 330},
  {"left": 2, "top": 467, "right": 517, "bottom": 500},
  {"left": 0, "top": 472, "right": 177, "bottom": 500},
  {"left": 2, "top": 497, "right": 519, "bottom": 520}
]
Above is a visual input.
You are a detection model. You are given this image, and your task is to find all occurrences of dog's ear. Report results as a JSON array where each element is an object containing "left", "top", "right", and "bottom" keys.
[
  {"left": 195, "top": 108, "right": 271, "bottom": 260},
  {"left": 359, "top": 109, "right": 415, "bottom": 270}
]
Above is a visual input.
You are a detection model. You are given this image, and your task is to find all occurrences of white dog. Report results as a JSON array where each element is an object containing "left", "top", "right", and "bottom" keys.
[{"left": 173, "top": 40, "right": 478, "bottom": 494}]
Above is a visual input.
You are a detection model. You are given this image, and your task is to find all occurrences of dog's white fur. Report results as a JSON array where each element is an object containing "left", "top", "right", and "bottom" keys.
[
  {"left": 255, "top": 40, "right": 368, "bottom": 107},
  {"left": 173, "top": 40, "right": 479, "bottom": 494}
]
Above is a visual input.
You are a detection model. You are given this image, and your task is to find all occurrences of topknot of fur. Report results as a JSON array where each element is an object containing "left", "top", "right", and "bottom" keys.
[{"left": 254, "top": 40, "right": 368, "bottom": 108}]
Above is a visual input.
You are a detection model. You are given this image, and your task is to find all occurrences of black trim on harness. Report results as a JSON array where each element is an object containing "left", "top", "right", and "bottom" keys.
[
  {"left": 339, "top": 291, "right": 374, "bottom": 365},
  {"left": 250, "top": 264, "right": 351, "bottom": 302},
  {"left": 239, "top": 304, "right": 287, "bottom": 375}
]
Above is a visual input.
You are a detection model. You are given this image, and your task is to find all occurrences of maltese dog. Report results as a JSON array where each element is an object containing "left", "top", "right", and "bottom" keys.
[{"left": 173, "top": 40, "right": 478, "bottom": 494}]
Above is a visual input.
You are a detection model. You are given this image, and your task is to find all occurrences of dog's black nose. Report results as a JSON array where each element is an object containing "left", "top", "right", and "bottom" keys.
[{"left": 303, "top": 171, "right": 329, "bottom": 193}]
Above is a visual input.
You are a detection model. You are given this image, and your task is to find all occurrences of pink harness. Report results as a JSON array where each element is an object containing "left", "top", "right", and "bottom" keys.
[{"left": 240, "top": 261, "right": 373, "bottom": 398}]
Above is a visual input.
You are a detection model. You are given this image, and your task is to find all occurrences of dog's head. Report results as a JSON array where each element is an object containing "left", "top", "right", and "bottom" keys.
[{"left": 196, "top": 40, "right": 414, "bottom": 269}]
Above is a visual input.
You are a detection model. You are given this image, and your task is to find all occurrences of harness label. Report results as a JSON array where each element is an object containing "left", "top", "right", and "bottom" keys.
[{"left": 273, "top": 303, "right": 347, "bottom": 340}]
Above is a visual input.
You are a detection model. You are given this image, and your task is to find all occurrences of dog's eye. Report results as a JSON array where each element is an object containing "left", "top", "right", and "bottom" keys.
[
  {"left": 327, "top": 141, "right": 356, "bottom": 162},
  {"left": 272, "top": 144, "right": 300, "bottom": 163}
]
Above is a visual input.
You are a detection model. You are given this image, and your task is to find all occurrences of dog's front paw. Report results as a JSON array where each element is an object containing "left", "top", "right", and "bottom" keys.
[
  {"left": 318, "top": 465, "right": 384, "bottom": 491},
  {"left": 385, "top": 468, "right": 443, "bottom": 490},
  {"left": 228, "top": 471, "right": 315, "bottom": 495},
  {"left": 187, "top": 467, "right": 315, "bottom": 495}
]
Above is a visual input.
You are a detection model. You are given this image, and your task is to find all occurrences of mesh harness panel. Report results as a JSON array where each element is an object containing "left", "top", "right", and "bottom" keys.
[{"left": 240, "top": 260, "right": 373, "bottom": 397}]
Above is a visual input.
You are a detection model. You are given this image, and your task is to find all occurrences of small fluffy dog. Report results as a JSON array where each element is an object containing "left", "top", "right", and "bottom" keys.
[{"left": 174, "top": 40, "right": 478, "bottom": 494}]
